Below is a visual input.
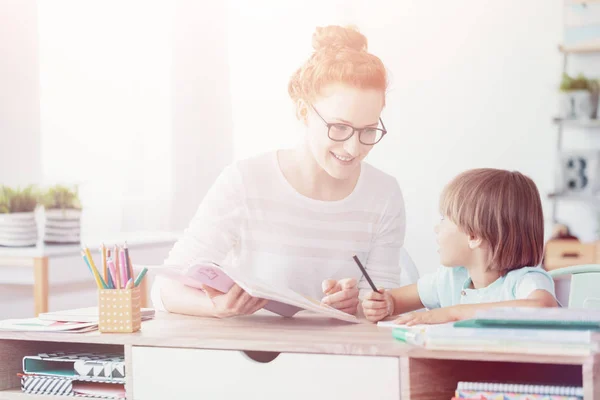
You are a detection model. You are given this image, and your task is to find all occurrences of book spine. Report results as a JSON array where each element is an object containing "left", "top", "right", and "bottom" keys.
[
  {"left": 457, "top": 382, "right": 584, "bottom": 396},
  {"left": 426, "top": 339, "right": 595, "bottom": 356},
  {"left": 21, "top": 375, "right": 73, "bottom": 396},
  {"left": 456, "top": 390, "right": 581, "bottom": 399}
]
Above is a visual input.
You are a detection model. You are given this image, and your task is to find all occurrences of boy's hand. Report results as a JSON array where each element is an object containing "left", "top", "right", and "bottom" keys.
[
  {"left": 394, "top": 307, "right": 460, "bottom": 326},
  {"left": 362, "top": 289, "right": 394, "bottom": 322}
]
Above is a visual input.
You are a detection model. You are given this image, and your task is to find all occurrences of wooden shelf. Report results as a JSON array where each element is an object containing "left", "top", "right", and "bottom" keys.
[
  {"left": 0, "top": 388, "right": 79, "bottom": 399},
  {"left": 548, "top": 192, "right": 600, "bottom": 203},
  {"left": 559, "top": 43, "right": 600, "bottom": 54},
  {"left": 553, "top": 117, "right": 600, "bottom": 128}
]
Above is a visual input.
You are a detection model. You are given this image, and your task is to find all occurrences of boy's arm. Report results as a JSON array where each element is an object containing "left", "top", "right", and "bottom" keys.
[
  {"left": 362, "top": 283, "right": 424, "bottom": 322},
  {"left": 388, "top": 283, "right": 426, "bottom": 315},
  {"left": 449, "top": 289, "right": 557, "bottom": 321},
  {"left": 396, "top": 289, "right": 557, "bottom": 325}
]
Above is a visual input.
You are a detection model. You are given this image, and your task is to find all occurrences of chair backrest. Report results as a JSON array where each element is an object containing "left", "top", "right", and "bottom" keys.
[
  {"left": 549, "top": 264, "right": 600, "bottom": 309},
  {"left": 399, "top": 248, "right": 420, "bottom": 287}
]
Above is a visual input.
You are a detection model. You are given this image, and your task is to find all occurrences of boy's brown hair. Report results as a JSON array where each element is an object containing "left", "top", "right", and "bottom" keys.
[{"left": 440, "top": 168, "right": 544, "bottom": 274}]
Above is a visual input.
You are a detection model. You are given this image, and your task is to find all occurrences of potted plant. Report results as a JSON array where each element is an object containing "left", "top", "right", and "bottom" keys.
[
  {"left": 0, "top": 185, "right": 39, "bottom": 247},
  {"left": 558, "top": 72, "right": 597, "bottom": 119},
  {"left": 39, "top": 185, "right": 82, "bottom": 244}
]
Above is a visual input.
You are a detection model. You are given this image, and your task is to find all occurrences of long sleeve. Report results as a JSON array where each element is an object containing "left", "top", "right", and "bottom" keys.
[
  {"left": 151, "top": 164, "right": 246, "bottom": 310},
  {"left": 359, "top": 182, "right": 406, "bottom": 298}
]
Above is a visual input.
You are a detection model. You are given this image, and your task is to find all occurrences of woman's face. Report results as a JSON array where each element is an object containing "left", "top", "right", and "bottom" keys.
[{"left": 304, "top": 84, "right": 385, "bottom": 180}]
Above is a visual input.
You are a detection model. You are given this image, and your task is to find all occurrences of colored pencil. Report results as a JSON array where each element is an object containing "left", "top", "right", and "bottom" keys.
[
  {"left": 134, "top": 267, "right": 148, "bottom": 287},
  {"left": 82, "top": 248, "right": 106, "bottom": 289},
  {"left": 101, "top": 244, "right": 108, "bottom": 284}
]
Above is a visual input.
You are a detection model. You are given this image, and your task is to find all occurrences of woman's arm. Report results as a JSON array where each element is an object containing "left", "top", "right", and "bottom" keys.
[
  {"left": 159, "top": 279, "right": 268, "bottom": 318},
  {"left": 155, "top": 164, "right": 259, "bottom": 316},
  {"left": 159, "top": 279, "right": 219, "bottom": 317}
]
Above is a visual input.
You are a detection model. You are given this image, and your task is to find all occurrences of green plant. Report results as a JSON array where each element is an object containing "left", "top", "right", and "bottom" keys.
[
  {"left": 560, "top": 72, "right": 591, "bottom": 92},
  {"left": 0, "top": 185, "right": 39, "bottom": 213},
  {"left": 39, "top": 185, "right": 81, "bottom": 210}
]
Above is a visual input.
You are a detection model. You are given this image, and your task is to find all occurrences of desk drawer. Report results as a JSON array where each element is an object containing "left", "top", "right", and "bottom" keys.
[{"left": 131, "top": 346, "right": 400, "bottom": 400}]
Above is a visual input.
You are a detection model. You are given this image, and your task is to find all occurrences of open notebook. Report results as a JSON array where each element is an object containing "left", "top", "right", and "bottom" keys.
[{"left": 159, "top": 262, "right": 359, "bottom": 323}]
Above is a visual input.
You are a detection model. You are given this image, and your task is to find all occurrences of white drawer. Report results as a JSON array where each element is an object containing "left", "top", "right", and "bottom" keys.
[{"left": 132, "top": 346, "right": 400, "bottom": 400}]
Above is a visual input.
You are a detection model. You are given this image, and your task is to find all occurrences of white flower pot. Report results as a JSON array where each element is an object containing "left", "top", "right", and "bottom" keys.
[
  {"left": 43, "top": 208, "right": 82, "bottom": 244},
  {"left": 558, "top": 90, "right": 594, "bottom": 119},
  {"left": 0, "top": 212, "right": 38, "bottom": 247}
]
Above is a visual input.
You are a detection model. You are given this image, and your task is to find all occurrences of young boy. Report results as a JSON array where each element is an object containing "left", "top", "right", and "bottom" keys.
[{"left": 362, "top": 168, "right": 558, "bottom": 325}]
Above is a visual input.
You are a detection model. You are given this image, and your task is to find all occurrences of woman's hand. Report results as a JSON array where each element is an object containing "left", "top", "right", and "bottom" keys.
[
  {"left": 201, "top": 284, "right": 269, "bottom": 318},
  {"left": 321, "top": 278, "right": 360, "bottom": 315},
  {"left": 362, "top": 289, "right": 395, "bottom": 322}
]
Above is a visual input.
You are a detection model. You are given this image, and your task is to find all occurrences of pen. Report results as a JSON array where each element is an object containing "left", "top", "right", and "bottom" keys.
[{"left": 352, "top": 254, "right": 381, "bottom": 294}]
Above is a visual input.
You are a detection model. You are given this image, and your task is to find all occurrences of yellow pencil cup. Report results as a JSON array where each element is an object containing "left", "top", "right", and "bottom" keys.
[{"left": 98, "top": 287, "right": 142, "bottom": 333}]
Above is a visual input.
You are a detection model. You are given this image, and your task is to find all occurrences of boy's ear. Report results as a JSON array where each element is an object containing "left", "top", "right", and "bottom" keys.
[{"left": 468, "top": 235, "right": 483, "bottom": 250}]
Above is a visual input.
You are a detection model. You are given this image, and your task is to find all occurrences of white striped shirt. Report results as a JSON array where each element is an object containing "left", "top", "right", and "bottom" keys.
[{"left": 151, "top": 151, "right": 406, "bottom": 311}]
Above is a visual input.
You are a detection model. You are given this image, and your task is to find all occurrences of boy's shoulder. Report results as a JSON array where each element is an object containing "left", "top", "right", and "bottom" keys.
[{"left": 503, "top": 266, "right": 553, "bottom": 283}]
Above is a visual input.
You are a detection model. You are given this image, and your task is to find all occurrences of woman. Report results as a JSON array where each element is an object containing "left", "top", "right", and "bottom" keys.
[{"left": 152, "top": 25, "right": 406, "bottom": 318}]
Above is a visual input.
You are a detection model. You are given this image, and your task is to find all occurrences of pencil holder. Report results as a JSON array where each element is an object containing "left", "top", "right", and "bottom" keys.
[{"left": 98, "top": 287, "right": 142, "bottom": 333}]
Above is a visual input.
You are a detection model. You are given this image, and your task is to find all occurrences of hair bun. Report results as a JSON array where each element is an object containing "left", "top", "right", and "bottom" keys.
[{"left": 312, "top": 25, "right": 368, "bottom": 52}]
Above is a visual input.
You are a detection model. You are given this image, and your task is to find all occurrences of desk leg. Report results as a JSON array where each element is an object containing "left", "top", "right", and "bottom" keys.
[
  {"left": 584, "top": 354, "right": 600, "bottom": 399},
  {"left": 33, "top": 257, "right": 49, "bottom": 316}
]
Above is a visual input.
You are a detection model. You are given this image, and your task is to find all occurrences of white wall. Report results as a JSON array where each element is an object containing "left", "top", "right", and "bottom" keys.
[
  {"left": 227, "top": 0, "right": 587, "bottom": 275},
  {"left": 0, "top": 0, "right": 41, "bottom": 186},
  {"left": 0, "top": 0, "right": 234, "bottom": 318},
  {"left": 170, "top": 0, "right": 234, "bottom": 230},
  {"left": 355, "top": 0, "right": 568, "bottom": 274},
  {"left": 227, "top": 0, "right": 355, "bottom": 159}
]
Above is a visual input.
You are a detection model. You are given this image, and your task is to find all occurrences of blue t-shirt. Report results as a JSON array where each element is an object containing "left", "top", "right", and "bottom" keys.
[{"left": 417, "top": 266, "right": 556, "bottom": 309}]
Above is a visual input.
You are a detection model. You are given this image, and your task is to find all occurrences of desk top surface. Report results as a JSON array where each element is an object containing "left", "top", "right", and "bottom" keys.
[
  {"left": 0, "top": 231, "right": 180, "bottom": 258},
  {"left": 0, "top": 311, "right": 593, "bottom": 365}
]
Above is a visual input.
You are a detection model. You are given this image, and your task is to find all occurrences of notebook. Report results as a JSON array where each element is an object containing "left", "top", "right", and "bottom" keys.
[
  {"left": 158, "top": 262, "right": 359, "bottom": 323},
  {"left": 457, "top": 307, "right": 600, "bottom": 330},
  {"left": 23, "top": 352, "right": 125, "bottom": 381},
  {"left": 455, "top": 381, "right": 583, "bottom": 400},
  {"left": 39, "top": 307, "right": 155, "bottom": 323},
  {"left": 0, "top": 318, "right": 98, "bottom": 333},
  {"left": 21, "top": 375, "right": 125, "bottom": 399}
]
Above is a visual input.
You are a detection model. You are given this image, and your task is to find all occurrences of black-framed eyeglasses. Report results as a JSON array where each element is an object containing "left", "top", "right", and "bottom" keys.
[{"left": 310, "top": 105, "right": 387, "bottom": 145}]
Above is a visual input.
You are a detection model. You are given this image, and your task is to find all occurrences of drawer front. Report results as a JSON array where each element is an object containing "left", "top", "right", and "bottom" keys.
[{"left": 132, "top": 346, "right": 400, "bottom": 400}]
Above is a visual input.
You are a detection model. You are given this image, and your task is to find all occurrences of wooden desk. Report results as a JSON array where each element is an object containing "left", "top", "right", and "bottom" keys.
[
  {"left": 0, "top": 231, "right": 179, "bottom": 316},
  {"left": 0, "top": 312, "right": 598, "bottom": 400}
]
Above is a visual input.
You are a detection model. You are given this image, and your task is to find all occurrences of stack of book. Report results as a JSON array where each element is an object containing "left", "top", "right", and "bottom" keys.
[
  {"left": 382, "top": 307, "right": 600, "bottom": 356},
  {"left": 451, "top": 381, "right": 583, "bottom": 399},
  {"left": 19, "top": 351, "right": 126, "bottom": 398}
]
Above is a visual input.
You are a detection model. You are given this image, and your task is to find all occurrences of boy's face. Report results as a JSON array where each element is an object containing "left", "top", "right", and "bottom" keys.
[{"left": 434, "top": 216, "right": 472, "bottom": 267}]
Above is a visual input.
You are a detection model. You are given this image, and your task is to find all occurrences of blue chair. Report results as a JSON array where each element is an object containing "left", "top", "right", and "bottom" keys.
[{"left": 548, "top": 264, "right": 600, "bottom": 309}]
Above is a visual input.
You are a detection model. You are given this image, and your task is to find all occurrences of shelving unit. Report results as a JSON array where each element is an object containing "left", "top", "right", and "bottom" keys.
[{"left": 550, "top": 40, "right": 600, "bottom": 222}]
